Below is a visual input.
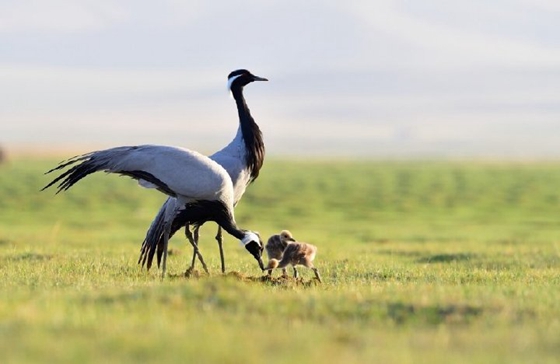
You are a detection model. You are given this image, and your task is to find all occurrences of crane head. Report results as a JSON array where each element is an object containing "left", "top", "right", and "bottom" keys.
[
  {"left": 228, "top": 69, "right": 268, "bottom": 91},
  {"left": 241, "top": 231, "right": 265, "bottom": 270}
]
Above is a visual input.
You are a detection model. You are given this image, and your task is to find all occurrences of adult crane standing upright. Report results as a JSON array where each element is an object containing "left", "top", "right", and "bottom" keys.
[
  {"left": 138, "top": 69, "right": 267, "bottom": 274},
  {"left": 42, "top": 145, "right": 266, "bottom": 278}
]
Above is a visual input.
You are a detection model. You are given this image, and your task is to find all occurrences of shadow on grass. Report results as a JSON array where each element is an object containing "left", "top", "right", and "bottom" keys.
[
  {"left": 416, "top": 253, "right": 477, "bottom": 264},
  {"left": 4, "top": 252, "right": 53, "bottom": 262},
  {"left": 377, "top": 249, "right": 425, "bottom": 258},
  {"left": 377, "top": 250, "right": 478, "bottom": 262},
  {"left": 387, "top": 302, "right": 483, "bottom": 325}
]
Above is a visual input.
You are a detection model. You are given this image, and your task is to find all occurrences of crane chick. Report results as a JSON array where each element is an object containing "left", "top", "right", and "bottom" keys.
[
  {"left": 265, "top": 240, "right": 322, "bottom": 283},
  {"left": 265, "top": 230, "right": 296, "bottom": 276}
]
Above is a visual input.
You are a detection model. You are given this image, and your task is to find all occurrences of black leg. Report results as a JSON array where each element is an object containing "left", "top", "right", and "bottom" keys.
[
  {"left": 215, "top": 226, "right": 225, "bottom": 274},
  {"left": 186, "top": 226, "right": 197, "bottom": 269},
  {"left": 185, "top": 226, "right": 209, "bottom": 274}
]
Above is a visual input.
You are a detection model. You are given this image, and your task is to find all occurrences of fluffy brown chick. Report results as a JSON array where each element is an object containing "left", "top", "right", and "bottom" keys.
[
  {"left": 264, "top": 241, "right": 322, "bottom": 283},
  {"left": 264, "top": 230, "right": 295, "bottom": 276}
]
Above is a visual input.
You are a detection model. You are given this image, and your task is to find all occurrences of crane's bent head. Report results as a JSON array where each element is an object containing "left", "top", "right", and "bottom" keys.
[{"left": 241, "top": 231, "right": 265, "bottom": 270}]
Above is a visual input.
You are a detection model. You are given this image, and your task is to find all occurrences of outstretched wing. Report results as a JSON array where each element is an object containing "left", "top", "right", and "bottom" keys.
[{"left": 43, "top": 145, "right": 233, "bottom": 204}]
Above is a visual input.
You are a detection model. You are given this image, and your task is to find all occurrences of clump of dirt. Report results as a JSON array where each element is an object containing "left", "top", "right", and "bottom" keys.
[
  {"left": 166, "top": 268, "right": 203, "bottom": 279},
  {"left": 225, "top": 271, "right": 247, "bottom": 279},
  {"left": 183, "top": 268, "right": 203, "bottom": 278},
  {"left": 166, "top": 248, "right": 181, "bottom": 256}
]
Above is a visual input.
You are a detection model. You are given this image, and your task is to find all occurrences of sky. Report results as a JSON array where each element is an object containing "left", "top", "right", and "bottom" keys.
[{"left": 1, "top": 0, "right": 559, "bottom": 158}]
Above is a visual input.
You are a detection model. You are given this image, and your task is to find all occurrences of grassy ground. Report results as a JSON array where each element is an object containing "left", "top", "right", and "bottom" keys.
[{"left": 0, "top": 157, "right": 559, "bottom": 363}]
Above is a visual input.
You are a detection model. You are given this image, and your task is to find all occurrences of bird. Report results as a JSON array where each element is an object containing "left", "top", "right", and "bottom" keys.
[
  {"left": 41, "top": 145, "right": 266, "bottom": 278},
  {"left": 265, "top": 230, "right": 296, "bottom": 276},
  {"left": 138, "top": 69, "right": 267, "bottom": 275},
  {"left": 264, "top": 240, "right": 322, "bottom": 283}
]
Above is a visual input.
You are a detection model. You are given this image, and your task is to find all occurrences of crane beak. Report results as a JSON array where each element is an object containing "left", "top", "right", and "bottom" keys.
[
  {"left": 252, "top": 75, "right": 268, "bottom": 82},
  {"left": 244, "top": 240, "right": 266, "bottom": 270},
  {"left": 257, "top": 257, "right": 265, "bottom": 271}
]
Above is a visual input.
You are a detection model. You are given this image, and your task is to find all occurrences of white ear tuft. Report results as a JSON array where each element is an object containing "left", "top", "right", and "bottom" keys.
[
  {"left": 240, "top": 231, "right": 260, "bottom": 246},
  {"left": 227, "top": 74, "right": 243, "bottom": 91}
]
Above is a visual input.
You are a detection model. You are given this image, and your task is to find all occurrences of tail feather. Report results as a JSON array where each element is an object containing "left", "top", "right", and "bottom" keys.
[
  {"left": 138, "top": 200, "right": 186, "bottom": 270},
  {"left": 138, "top": 202, "right": 167, "bottom": 269}
]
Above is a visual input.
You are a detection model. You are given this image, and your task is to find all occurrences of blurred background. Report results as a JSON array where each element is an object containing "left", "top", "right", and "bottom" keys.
[{"left": 1, "top": 0, "right": 559, "bottom": 158}]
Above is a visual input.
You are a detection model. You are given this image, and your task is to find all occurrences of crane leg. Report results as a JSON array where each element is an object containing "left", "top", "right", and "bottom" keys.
[
  {"left": 186, "top": 226, "right": 209, "bottom": 274},
  {"left": 215, "top": 226, "right": 226, "bottom": 274},
  {"left": 187, "top": 227, "right": 197, "bottom": 269},
  {"left": 193, "top": 227, "right": 207, "bottom": 272}
]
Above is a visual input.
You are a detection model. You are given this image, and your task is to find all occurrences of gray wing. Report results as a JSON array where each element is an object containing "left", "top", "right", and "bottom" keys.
[{"left": 43, "top": 145, "right": 233, "bottom": 204}]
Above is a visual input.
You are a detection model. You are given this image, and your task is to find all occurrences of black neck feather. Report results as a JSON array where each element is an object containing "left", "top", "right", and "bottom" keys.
[{"left": 231, "top": 86, "right": 265, "bottom": 182}]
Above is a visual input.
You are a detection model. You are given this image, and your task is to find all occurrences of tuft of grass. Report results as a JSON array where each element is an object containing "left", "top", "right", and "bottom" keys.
[{"left": 0, "top": 158, "right": 559, "bottom": 363}]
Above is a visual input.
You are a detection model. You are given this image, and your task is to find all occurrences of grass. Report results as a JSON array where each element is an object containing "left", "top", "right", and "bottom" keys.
[{"left": 0, "top": 157, "right": 559, "bottom": 363}]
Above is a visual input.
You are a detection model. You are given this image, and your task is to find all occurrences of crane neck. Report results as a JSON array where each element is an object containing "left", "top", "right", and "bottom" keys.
[
  {"left": 178, "top": 200, "right": 245, "bottom": 240},
  {"left": 212, "top": 201, "right": 245, "bottom": 240},
  {"left": 231, "top": 86, "right": 265, "bottom": 182}
]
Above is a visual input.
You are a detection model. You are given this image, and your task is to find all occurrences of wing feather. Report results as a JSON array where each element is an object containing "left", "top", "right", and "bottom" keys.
[{"left": 43, "top": 145, "right": 233, "bottom": 204}]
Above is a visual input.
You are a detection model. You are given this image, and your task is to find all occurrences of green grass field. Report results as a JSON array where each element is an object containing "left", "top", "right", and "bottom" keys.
[{"left": 1, "top": 157, "right": 559, "bottom": 363}]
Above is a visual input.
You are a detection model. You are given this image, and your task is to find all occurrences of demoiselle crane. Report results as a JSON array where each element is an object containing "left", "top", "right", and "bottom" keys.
[
  {"left": 138, "top": 69, "right": 267, "bottom": 274},
  {"left": 42, "top": 145, "right": 265, "bottom": 277}
]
